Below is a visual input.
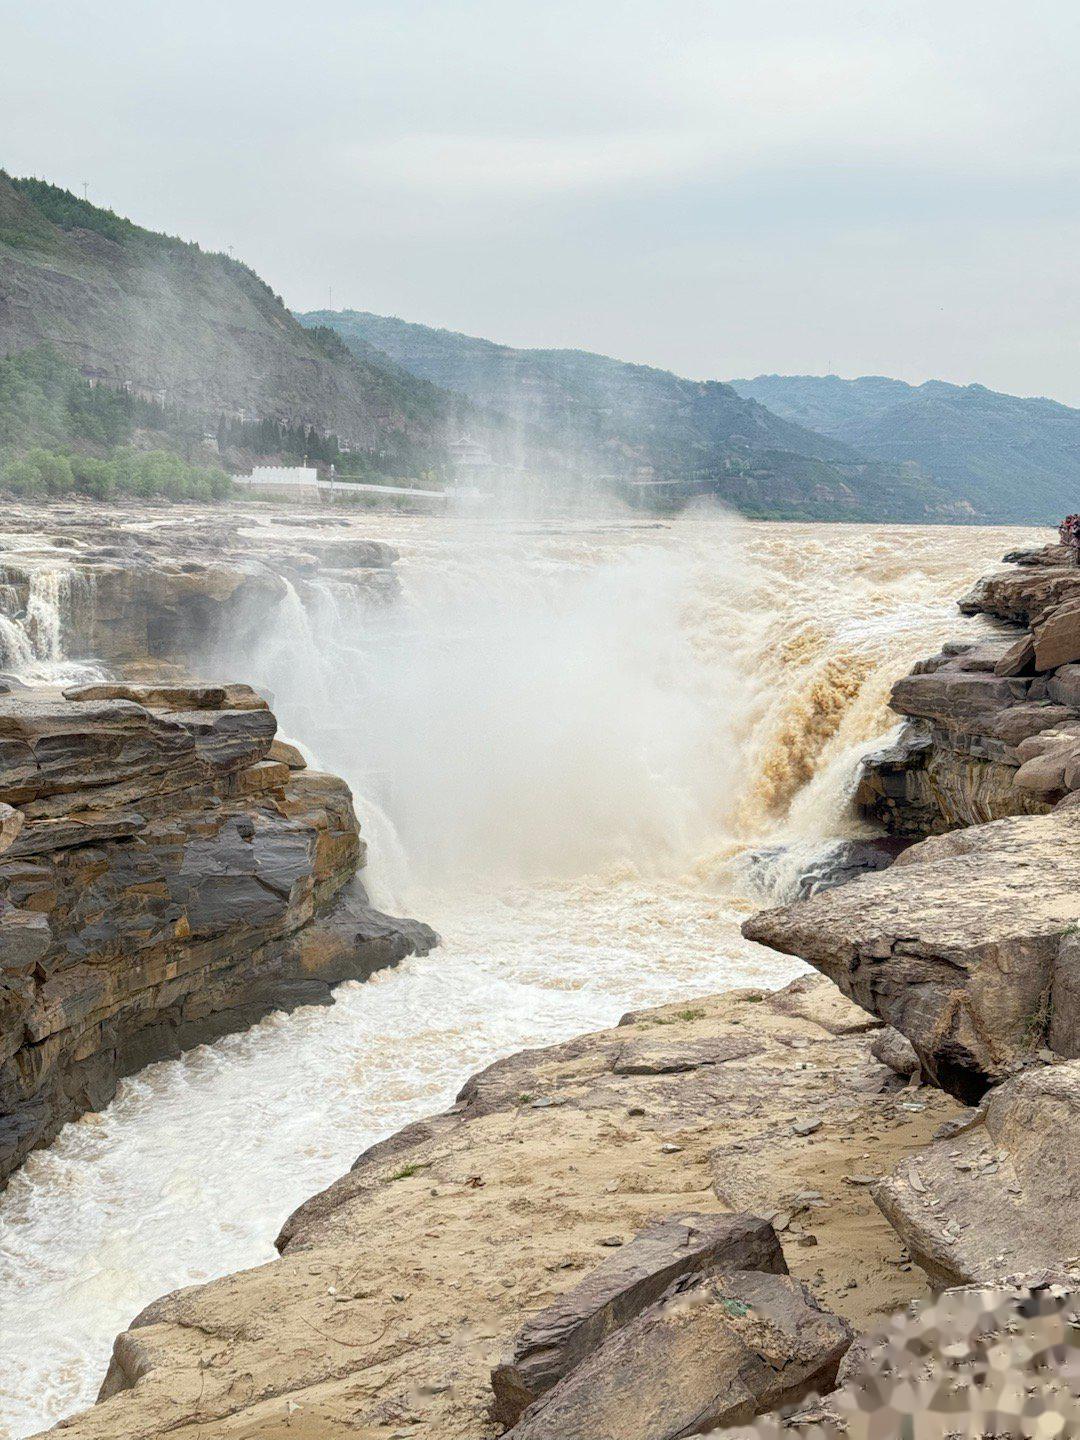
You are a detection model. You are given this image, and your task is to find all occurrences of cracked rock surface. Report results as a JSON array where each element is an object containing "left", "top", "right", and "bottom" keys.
[{"left": 743, "top": 810, "right": 1080, "bottom": 1102}]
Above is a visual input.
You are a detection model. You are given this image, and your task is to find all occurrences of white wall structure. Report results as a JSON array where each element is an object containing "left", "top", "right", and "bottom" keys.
[{"left": 243, "top": 466, "right": 319, "bottom": 487}]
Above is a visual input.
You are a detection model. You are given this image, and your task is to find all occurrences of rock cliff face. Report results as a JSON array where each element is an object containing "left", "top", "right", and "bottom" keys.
[
  {"left": 0, "top": 678, "right": 435, "bottom": 1184},
  {"left": 855, "top": 543, "right": 1080, "bottom": 835},
  {"left": 744, "top": 811, "right": 1080, "bottom": 1101},
  {"left": 0, "top": 502, "right": 398, "bottom": 669}
]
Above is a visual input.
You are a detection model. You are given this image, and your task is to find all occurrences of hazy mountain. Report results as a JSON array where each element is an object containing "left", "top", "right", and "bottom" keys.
[
  {"left": 731, "top": 373, "right": 1080, "bottom": 523},
  {"left": 0, "top": 170, "right": 1030, "bottom": 521},
  {"left": 0, "top": 174, "right": 464, "bottom": 472},
  {"left": 300, "top": 311, "right": 963, "bottom": 521}
]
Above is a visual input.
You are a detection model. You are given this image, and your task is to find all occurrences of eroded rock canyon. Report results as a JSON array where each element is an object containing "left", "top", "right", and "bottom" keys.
[
  {"left": 3, "top": 512, "right": 1080, "bottom": 1439},
  {"left": 0, "top": 505, "right": 435, "bottom": 1184}
]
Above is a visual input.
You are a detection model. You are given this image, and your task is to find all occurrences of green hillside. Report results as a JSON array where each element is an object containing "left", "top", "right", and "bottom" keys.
[{"left": 0, "top": 173, "right": 462, "bottom": 477}]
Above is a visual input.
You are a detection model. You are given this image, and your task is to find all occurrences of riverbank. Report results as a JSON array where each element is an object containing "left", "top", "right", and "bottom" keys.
[{"left": 38, "top": 977, "right": 956, "bottom": 1440}]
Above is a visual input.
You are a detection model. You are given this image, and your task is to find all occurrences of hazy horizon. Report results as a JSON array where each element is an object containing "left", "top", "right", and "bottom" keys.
[{"left": 6, "top": 0, "right": 1079, "bottom": 403}]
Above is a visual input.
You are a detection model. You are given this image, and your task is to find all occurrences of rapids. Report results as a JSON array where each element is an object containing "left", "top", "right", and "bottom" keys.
[{"left": 0, "top": 513, "right": 1046, "bottom": 1437}]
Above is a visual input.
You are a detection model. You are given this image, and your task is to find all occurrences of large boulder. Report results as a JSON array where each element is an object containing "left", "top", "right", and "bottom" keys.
[
  {"left": 873, "top": 1062, "right": 1080, "bottom": 1289},
  {"left": 959, "top": 560, "right": 1080, "bottom": 628},
  {"left": 870, "top": 1026, "right": 920, "bottom": 1078},
  {"left": 888, "top": 669, "right": 1025, "bottom": 727},
  {"left": 1033, "top": 597, "right": 1080, "bottom": 670},
  {"left": 492, "top": 1213, "right": 786, "bottom": 1426},
  {"left": 743, "top": 810, "right": 1080, "bottom": 1102},
  {"left": 505, "top": 1269, "right": 851, "bottom": 1440}
]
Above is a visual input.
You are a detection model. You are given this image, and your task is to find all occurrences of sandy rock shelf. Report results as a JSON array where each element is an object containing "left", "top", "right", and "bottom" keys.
[{"left": 44, "top": 977, "right": 959, "bottom": 1440}]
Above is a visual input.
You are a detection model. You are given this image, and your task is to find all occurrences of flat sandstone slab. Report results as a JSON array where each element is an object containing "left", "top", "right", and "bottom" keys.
[
  {"left": 505, "top": 1269, "right": 850, "bottom": 1440},
  {"left": 42, "top": 978, "right": 957, "bottom": 1440}
]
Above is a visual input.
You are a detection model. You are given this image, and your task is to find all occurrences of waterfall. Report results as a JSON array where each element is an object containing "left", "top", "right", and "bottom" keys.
[
  {"left": 230, "top": 515, "right": 1017, "bottom": 909},
  {"left": 0, "top": 516, "right": 1046, "bottom": 1440},
  {"left": 0, "top": 567, "right": 103, "bottom": 684},
  {"left": 25, "top": 569, "right": 71, "bottom": 663}
]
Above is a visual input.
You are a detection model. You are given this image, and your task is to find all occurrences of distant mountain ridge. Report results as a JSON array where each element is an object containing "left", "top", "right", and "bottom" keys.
[
  {"left": 300, "top": 310, "right": 961, "bottom": 521},
  {"left": 3, "top": 166, "right": 1064, "bottom": 521},
  {"left": 730, "top": 373, "right": 1080, "bottom": 523},
  {"left": 301, "top": 309, "right": 853, "bottom": 464}
]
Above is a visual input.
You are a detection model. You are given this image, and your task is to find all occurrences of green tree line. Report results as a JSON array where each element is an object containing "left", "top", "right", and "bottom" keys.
[{"left": 3, "top": 447, "right": 232, "bottom": 501}]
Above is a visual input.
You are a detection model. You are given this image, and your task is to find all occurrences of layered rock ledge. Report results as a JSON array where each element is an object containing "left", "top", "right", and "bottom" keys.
[
  {"left": 0, "top": 678, "right": 434, "bottom": 1184},
  {"left": 855, "top": 541, "right": 1080, "bottom": 835},
  {"left": 743, "top": 811, "right": 1080, "bottom": 1101}
]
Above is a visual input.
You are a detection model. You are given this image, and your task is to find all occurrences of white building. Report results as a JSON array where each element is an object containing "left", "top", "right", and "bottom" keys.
[{"left": 243, "top": 466, "right": 319, "bottom": 487}]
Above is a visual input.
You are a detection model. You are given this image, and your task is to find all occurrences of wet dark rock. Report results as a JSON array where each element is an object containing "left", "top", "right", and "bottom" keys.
[{"left": 0, "top": 683, "right": 435, "bottom": 1186}]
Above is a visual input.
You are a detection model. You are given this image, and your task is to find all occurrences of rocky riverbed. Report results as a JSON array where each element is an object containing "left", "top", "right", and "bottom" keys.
[
  {"left": 6, "top": 511, "right": 1079, "bottom": 1438},
  {"left": 0, "top": 500, "right": 398, "bottom": 675}
]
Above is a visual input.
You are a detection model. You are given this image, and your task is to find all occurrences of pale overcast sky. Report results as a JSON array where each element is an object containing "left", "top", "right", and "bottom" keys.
[{"left": 4, "top": 0, "right": 1080, "bottom": 401}]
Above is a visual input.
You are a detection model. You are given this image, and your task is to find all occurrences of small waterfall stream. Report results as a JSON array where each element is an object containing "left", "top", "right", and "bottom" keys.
[{"left": 0, "top": 565, "right": 101, "bottom": 685}]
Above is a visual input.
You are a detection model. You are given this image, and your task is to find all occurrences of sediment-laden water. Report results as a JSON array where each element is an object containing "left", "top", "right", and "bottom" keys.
[{"left": 0, "top": 513, "right": 1044, "bottom": 1437}]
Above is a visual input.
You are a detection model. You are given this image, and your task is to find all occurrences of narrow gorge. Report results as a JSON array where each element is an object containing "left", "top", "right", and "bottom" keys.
[{"left": 2, "top": 507, "right": 1075, "bottom": 1440}]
